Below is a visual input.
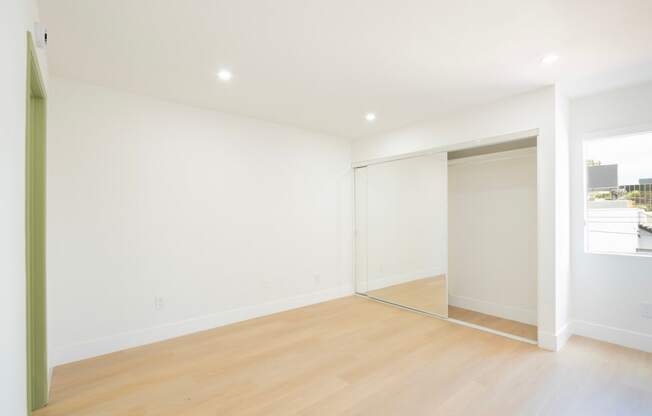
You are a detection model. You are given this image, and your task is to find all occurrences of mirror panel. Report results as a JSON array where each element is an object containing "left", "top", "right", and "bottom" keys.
[{"left": 361, "top": 152, "right": 448, "bottom": 316}]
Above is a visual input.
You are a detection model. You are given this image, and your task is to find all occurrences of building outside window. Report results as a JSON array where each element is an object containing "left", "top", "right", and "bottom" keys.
[{"left": 585, "top": 131, "right": 652, "bottom": 256}]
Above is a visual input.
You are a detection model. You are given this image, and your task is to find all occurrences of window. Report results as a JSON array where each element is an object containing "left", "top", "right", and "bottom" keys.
[{"left": 584, "top": 132, "right": 652, "bottom": 256}]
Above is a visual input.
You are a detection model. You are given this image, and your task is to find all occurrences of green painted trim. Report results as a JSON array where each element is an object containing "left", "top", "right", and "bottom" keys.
[{"left": 26, "top": 31, "right": 48, "bottom": 414}]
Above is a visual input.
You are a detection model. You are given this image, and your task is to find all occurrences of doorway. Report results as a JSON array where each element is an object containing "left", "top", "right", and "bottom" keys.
[{"left": 26, "top": 31, "right": 48, "bottom": 412}]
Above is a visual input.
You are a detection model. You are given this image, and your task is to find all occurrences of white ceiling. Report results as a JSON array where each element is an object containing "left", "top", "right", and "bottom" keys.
[{"left": 40, "top": 0, "right": 652, "bottom": 139}]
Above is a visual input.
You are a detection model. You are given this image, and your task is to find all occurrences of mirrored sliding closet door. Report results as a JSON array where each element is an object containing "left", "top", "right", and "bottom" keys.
[{"left": 355, "top": 152, "right": 448, "bottom": 317}]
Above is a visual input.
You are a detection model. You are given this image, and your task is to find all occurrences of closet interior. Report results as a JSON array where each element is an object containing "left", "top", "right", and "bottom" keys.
[{"left": 354, "top": 137, "right": 538, "bottom": 342}]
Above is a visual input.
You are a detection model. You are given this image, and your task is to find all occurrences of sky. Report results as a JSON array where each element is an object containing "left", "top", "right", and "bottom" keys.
[{"left": 585, "top": 132, "right": 652, "bottom": 185}]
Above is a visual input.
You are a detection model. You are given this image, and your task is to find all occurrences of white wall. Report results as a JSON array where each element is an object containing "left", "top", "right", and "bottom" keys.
[
  {"left": 0, "top": 0, "right": 47, "bottom": 414},
  {"left": 554, "top": 90, "right": 572, "bottom": 345},
  {"left": 353, "top": 86, "right": 570, "bottom": 350},
  {"left": 47, "top": 78, "right": 353, "bottom": 366},
  {"left": 448, "top": 148, "right": 538, "bottom": 325},
  {"left": 570, "top": 81, "right": 652, "bottom": 352}
]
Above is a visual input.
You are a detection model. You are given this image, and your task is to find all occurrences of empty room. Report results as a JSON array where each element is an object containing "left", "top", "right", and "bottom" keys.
[{"left": 3, "top": 1, "right": 652, "bottom": 415}]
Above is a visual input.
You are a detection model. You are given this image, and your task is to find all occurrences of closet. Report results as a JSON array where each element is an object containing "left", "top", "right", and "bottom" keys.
[{"left": 354, "top": 137, "right": 538, "bottom": 342}]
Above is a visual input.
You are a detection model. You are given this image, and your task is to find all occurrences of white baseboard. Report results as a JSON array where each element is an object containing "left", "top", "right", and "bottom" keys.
[
  {"left": 572, "top": 320, "right": 652, "bottom": 353},
  {"left": 47, "top": 366, "right": 53, "bottom": 401},
  {"left": 51, "top": 284, "right": 354, "bottom": 367},
  {"left": 537, "top": 331, "right": 556, "bottom": 351},
  {"left": 50, "top": 288, "right": 652, "bottom": 368},
  {"left": 448, "top": 294, "right": 537, "bottom": 325},
  {"left": 557, "top": 322, "right": 574, "bottom": 350},
  {"left": 537, "top": 322, "right": 573, "bottom": 351}
]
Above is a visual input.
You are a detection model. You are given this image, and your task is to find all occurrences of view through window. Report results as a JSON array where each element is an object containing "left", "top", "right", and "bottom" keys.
[{"left": 585, "top": 132, "right": 652, "bottom": 256}]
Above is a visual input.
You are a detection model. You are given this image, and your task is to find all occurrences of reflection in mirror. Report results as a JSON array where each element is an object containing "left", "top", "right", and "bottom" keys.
[{"left": 362, "top": 152, "right": 448, "bottom": 316}]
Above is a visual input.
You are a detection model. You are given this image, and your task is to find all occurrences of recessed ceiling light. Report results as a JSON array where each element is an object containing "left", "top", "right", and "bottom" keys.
[
  {"left": 541, "top": 54, "right": 559, "bottom": 65},
  {"left": 217, "top": 69, "right": 233, "bottom": 82},
  {"left": 365, "top": 113, "right": 376, "bottom": 122}
]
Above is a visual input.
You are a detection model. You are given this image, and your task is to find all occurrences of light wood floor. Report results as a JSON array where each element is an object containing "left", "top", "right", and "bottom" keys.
[
  {"left": 368, "top": 276, "right": 537, "bottom": 340},
  {"left": 448, "top": 305, "right": 537, "bottom": 341},
  {"left": 38, "top": 297, "right": 652, "bottom": 416},
  {"left": 368, "top": 276, "right": 448, "bottom": 316}
]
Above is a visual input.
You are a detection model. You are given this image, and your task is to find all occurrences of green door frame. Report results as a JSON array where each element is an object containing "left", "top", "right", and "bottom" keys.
[{"left": 26, "top": 31, "right": 48, "bottom": 413}]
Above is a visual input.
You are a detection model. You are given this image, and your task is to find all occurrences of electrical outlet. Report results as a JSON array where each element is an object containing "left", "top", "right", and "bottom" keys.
[
  {"left": 641, "top": 303, "right": 652, "bottom": 319},
  {"left": 154, "top": 296, "right": 164, "bottom": 310}
]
